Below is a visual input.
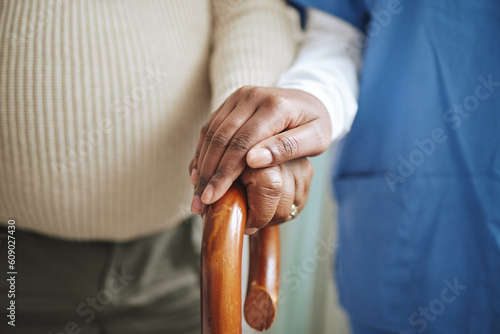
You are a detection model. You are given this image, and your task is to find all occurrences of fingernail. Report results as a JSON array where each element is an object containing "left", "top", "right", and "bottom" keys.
[
  {"left": 245, "top": 227, "right": 258, "bottom": 235},
  {"left": 191, "top": 195, "right": 205, "bottom": 215},
  {"left": 248, "top": 148, "right": 273, "bottom": 167},
  {"left": 190, "top": 168, "right": 197, "bottom": 185},
  {"left": 201, "top": 184, "right": 214, "bottom": 204}
]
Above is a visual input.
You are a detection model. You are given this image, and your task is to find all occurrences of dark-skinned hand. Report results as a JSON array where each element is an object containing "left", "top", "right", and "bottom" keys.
[
  {"left": 190, "top": 86, "right": 331, "bottom": 214},
  {"left": 190, "top": 157, "right": 313, "bottom": 234}
]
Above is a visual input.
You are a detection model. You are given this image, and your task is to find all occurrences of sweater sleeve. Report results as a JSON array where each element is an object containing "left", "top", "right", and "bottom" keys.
[{"left": 210, "top": 0, "right": 301, "bottom": 111}]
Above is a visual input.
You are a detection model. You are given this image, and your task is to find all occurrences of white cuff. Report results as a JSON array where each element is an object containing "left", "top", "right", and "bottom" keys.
[{"left": 276, "top": 8, "right": 364, "bottom": 142}]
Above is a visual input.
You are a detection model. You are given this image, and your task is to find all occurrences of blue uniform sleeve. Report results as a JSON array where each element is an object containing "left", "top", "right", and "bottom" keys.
[{"left": 290, "top": 0, "right": 369, "bottom": 32}]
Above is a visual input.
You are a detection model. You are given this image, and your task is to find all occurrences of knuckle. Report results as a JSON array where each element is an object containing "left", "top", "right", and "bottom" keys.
[
  {"left": 205, "top": 129, "right": 216, "bottom": 143},
  {"left": 229, "top": 133, "right": 252, "bottom": 152},
  {"left": 210, "top": 132, "right": 232, "bottom": 149},
  {"left": 278, "top": 136, "right": 299, "bottom": 157},
  {"left": 246, "top": 86, "right": 264, "bottom": 104},
  {"left": 259, "top": 182, "right": 283, "bottom": 199},
  {"left": 264, "top": 94, "right": 286, "bottom": 110},
  {"left": 224, "top": 119, "right": 244, "bottom": 133},
  {"left": 262, "top": 168, "right": 284, "bottom": 191},
  {"left": 246, "top": 171, "right": 283, "bottom": 199}
]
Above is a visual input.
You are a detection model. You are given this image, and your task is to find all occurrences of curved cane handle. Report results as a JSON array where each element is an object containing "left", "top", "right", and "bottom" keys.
[
  {"left": 201, "top": 181, "right": 280, "bottom": 333},
  {"left": 244, "top": 225, "right": 280, "bottom": 331}
]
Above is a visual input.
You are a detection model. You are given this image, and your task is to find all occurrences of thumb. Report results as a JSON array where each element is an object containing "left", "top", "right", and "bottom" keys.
[{"left": 247, "top": 122, "right": 329, "bottom": 168}]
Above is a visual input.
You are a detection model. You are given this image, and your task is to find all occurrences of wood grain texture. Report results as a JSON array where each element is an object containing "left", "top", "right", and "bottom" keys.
[
  {"left": 244, "top": 225, "right": 280, "bottom": 331},
  {"left": 201, "top": 181, "right": 247, "bottom": 334}
]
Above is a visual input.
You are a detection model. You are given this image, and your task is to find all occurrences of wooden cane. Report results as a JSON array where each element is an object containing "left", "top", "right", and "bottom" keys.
[
  {"left": 201, "top": 181, "right": 280, "bottom": 333},
  {"left": 244, "top": 225, "right": 280, "bottom": 331}
]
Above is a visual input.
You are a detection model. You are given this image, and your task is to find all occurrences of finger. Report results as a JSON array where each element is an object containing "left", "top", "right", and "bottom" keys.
[
  {"left": 198, "top": 101, "right": 291, "bottom": 205},
  {"left": 195, "top": 86, "right": 254, "bottom": 179},
  {"left": 195, "top": 86, "right": 266, "bottom": 197},
  {"left": 268, "top": 164, "right": 295, "bottom": 225},
  {"left": 196, "top": 104, "right": 233, "bottom": 174},
  {"left": 190, "top": 168, "right": 197, "bottom": 186},
  {"left": 247, "top": 122, "right": 330, "bottom": 169},
  {"left": 188, "top": 159, "right": 197, "bottom": 186},
  {"left": 290, "top": 158, "right": 314, "bottom": 210},
  {"left": 191, "top": 101, "right": 239, "bottom": 215},
  {"left": 268, "top": 158, "right": 313, "bottom": 226},
  {"left": 190, "top": 103, "right": 223, "bottom": 174},
  {"left": 190, "top": 106, "right": 224, "bottom": 214},
  {"left": 193, "top": 99, "right": 257, "bottom": 206},
  {"left": 190, "top": 108, "right": 221, "bottom": 189},
  {"left": 240, "top": 166, "right": 283, "bottom": 234}
]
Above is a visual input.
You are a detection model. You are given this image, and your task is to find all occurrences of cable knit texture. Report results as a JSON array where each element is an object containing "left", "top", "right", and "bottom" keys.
[{"left": 0, "top": 0, "right": 299, "bottom": 241}]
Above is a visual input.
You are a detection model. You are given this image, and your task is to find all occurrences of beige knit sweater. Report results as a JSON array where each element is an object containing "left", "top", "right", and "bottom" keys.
[{"left": 0, "top": 0, "right": 299, "bottom": 241}]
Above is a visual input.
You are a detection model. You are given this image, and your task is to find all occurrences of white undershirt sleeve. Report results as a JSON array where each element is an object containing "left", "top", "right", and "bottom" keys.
[{"left": 276, "top": 8, "right": 364, "bottom": 142}]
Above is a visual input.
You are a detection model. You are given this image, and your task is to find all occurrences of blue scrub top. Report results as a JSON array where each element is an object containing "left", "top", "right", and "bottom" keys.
[{"left": 293, "top": 0, "right": 500, "bottom": 332}]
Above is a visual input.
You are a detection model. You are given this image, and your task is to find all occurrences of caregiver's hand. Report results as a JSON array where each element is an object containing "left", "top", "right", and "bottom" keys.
[{"left": 190, "top": 86, "right": 331, "bottom": 213}]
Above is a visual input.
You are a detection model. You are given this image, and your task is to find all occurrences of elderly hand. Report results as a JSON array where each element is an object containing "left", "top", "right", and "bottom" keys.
[
  {"left": 190, "top": 86, "right": 330, "bottom": 214},
  {"left": 239, "top": 157, "right": 313, "bottom": 234}
]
